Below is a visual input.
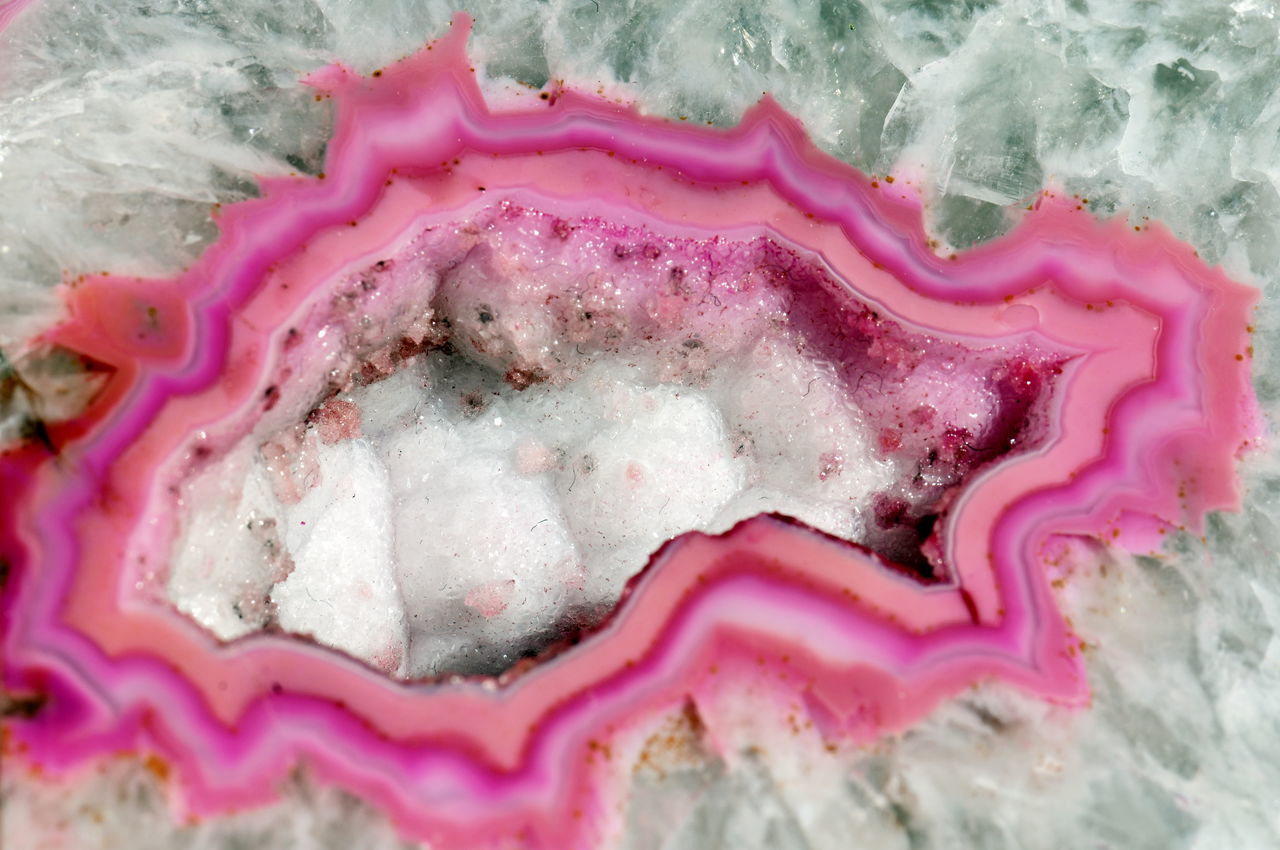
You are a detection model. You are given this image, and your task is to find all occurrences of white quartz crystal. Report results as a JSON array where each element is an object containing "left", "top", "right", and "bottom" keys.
[{"left": 170, "top": 335, "right": 894, "bottom": 678}]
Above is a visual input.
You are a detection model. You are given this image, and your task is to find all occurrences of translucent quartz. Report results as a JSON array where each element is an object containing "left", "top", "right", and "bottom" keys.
[{"left": 0, "top": 15, "right": 1259, "bottom": 850}]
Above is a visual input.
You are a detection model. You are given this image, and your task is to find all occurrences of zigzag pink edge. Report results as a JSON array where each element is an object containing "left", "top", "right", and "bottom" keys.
[{"left": 0, "top": 13, "right": 1261, "bottom": 849}]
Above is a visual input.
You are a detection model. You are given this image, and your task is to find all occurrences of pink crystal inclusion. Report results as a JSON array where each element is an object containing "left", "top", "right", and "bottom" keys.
[{"left": 0, "top": 14, "right": 1260, "bottom": 849}]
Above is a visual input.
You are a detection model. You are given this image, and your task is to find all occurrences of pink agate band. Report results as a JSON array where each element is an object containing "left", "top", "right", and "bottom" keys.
[{"left": 0, "top": 14, "right": 1260, "bottom": 848}]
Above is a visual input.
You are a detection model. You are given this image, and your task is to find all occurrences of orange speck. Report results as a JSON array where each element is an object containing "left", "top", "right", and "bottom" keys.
[{"left": 144, "top": 754, "right": 170, "bottom": 782}]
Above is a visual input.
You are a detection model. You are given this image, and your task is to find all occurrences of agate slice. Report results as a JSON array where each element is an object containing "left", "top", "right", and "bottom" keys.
[{"left": 0, "top": 14, "right": 1260, "bottom": 849}]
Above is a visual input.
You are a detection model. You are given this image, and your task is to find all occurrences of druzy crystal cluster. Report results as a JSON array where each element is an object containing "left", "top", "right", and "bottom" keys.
[{"left": 1, "top": 3, "right": 1275, "bottom": 850}]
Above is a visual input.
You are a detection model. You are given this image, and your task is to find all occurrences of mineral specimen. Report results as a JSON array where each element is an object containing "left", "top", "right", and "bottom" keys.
[{"left": 0, "top": 13, "right": 1259, "bottom": 850}]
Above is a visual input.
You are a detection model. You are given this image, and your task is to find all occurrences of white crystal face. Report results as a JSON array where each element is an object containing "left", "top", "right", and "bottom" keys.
[{"left": 168, "top": 291, "right": 895, "bottom": 678}]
